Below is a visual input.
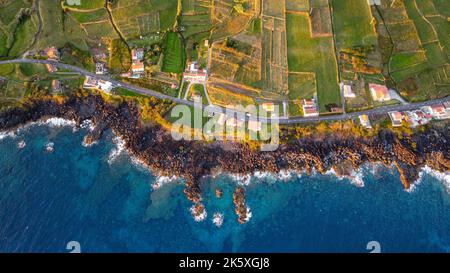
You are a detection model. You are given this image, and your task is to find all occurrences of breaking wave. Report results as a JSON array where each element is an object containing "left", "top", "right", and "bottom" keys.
[
  {"left": 152, "top": 175, "right": 179, "bottom": 190},
  {"left": 108, "top": 135, "right": 126, "bottom": 164}
]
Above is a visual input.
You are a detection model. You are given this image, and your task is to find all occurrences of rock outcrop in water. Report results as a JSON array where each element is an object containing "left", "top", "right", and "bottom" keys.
[{"left": 0, "top": 95, "right": 449, "bottom": 223}]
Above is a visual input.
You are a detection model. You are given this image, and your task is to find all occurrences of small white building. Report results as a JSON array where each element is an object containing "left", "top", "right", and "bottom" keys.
[
  {"left": 341, "top": 83, "right": 356, "bottom": 98},
  {"left": 189, "top": 62, "right": 199, "bottom": 73},
  {"left": 97, "top": 80, "right": 113, "bottom": 94},
  {"left": 301, "top": 99, "right": 319, "bottom": 117},
  {"left": 183, "top": 72, "right": 207, "bottom": 83},
  {"left": 359, "top": 115, "right": 372, "bottom": 129},
  {"left": 388, "top": 111, "right": 403, "bottom": 127},
  {"left": 421, "top": 105, "right": 450, "bottom": 120},
  {"left": 367, "top": 0, "right": 381, "bottom": 6},
  {"left": 95, "top": 62, "right": 108, "bottom": 75},
  {"left": 83, "top": 76, "right": 98, "bottom": 89},
  {"left": 83, "top": 76, "right": 113, "bottom": 94},
  {"left": 405, "top": 110, "right": 432, "bottom": 128}
]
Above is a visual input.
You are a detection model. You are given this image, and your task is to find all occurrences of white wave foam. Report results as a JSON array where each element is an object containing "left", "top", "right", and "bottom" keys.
[
  {"left": 420, "top": 166, "right": 450, "bottom": 194},
  {"left": 325, "top": 168, "right": 345, "bottom": 181},
  {"left": 0, "top": 131, "right": 16, "bottom": 141},
  {"left": 244, "top": 206, "right": 252, "bottom": 223},
  {"left": 190, "top": 205, "right": 207, "bottom": 222},
  {"left": 348, "top": 169, "right": 365, "bottom": 188},
  {"left": 277, "top": 170, "right": 293, "bottom": 181},
  {"left": 40, "top": 117, "right": 76, "bottom": 128},
  {"left": 108, "top": 135, "right": 126, "bottom": 164},
  {"left": 17, "top": 140, "right": 26, "bottom": 149},
  {"left": 45, "top": 142, "right": 54, "bottom": 153},
  {"left": 253, "top": 171, "right": 272, "bottom": 180},
  {"left": 229, "top": 173, "right": 252, "bottom": 186},
  {"left": 212, "top": 212, "right": 224, "bottom": 228},
  {"left": 80, "top": 119, "right": 95, "bottom": 132},
  {"left": 152, "top": 175, "right": 178, "bottom": 190}
]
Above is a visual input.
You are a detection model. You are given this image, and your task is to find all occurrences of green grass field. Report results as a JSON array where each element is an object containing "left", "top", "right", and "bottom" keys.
[
  {"left": 331, "top": 0, "right": 378, "bottom": 49},
  {"left": 19, "top": 63, "right": 48, "bottom": 78},
  {"left": 109, "top": 39, "right": 131, "bottom": 74},
  {"left": 403, "top": 1, "right": 437, "bottom": 43},
  {"left": 64, "top": 0, "right": 104, "bottom": 10},
  {"left": 288, "top": 73, "right": 317, "bottom": 100},
  {"left": 69, "top": 9, "right": 108, "bottom": 24},
  {"left": 390, "top": 51, "right": 427, "bottom": 72},
  {"left": 111, "top": 0, "right": 178, "bottom": 37},
  {"left": 0, "top": 0, "right": 32, "bottom": 26},
  {"left": 38, "top": 0, "right": 89, "bottom": 51},
  {"left": 0, "top": 30, "right": 7, "bottom": 57},
  {"left": 162, "top": 32, "right": 185, "bottom": 74},
  {"left": 8, "top": 15, "right": 38, "bottom": 57},
  {"left": 286, "top": 13, "right": 341, "bottom": 112}
]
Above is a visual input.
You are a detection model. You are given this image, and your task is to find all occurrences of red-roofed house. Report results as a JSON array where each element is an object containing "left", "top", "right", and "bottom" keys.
[
  {"left": 421, "top": 105, "right": 450, "bottom": 120},
  {"left": 388, "top": 111, "right": 403, "bottom": 127},
  {"left": 369, "top": 83, "right": 390, "bottom": 102}
]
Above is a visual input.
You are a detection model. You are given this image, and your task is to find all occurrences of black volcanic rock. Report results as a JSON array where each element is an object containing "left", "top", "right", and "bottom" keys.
[{"left": 0, "top": 94, "right": 449, "bottom": 223}]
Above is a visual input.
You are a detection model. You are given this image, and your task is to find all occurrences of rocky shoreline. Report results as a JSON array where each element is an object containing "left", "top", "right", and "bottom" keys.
[{"left": 0, "top": 95, "right": 449, "bottom": 223}]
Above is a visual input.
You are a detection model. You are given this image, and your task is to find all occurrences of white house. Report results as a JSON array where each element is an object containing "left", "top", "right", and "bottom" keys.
[
  {"left": 388, "top": 111, "right": 403, "bottom": 127},
  {"left": 421, "top": 105, "right": 450, "bottom": 120},
  {"left": 359, "top": 115, "right": 372, "bottom": 129},
  {"left": 97, "top": 80, "right": 113, "bottom": 94}
]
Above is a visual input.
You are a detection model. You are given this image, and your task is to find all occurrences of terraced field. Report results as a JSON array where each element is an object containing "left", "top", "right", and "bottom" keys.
[{"left": 261, "top": 0, "right": 289, "bottom": 96}]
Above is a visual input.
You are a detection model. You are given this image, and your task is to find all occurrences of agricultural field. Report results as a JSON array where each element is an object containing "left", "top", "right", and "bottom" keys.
[
  {"left": 209, "top": 37, "right": 262, "bottom": 89},
  {"left": 261, "top": 0, "right": 289, "bottom": 96},
  {"left": 0, "top": 0, "right": 32, "bottom": 26},
  {"left": 210, "top": 0, "right": 256, "bottom": 41},
  {"left": 0, "top": 62, "right": 82, "bottom": 107},
  {"left": 376, "top": 0, "right": 450, "bottom": 101},
  {"left": 207, "top": 82, "right": 255, "bottom": 107},
  {"left": 330, "top": 0, "right": 378, "bottom": 50},
  {"left": 64, "top": 0, "right": 105, "bottom": 10},
  {"left": 286, "top": 13, "right": 341, "bottom": 113},
  {"left": 179, "top": 0, "right": 213, "bottom": 64},
  {"left": 161, "top": 32, "right": 185, "bottom": 74},
  {"left": 0, "top": 0, "right": 36, "bottom": 58},
  {"left": 375, "top": 0, "right": 428, "bottom": 82},
  {"left": 111, "top": 0, "right": 178, "bottom": 38}
]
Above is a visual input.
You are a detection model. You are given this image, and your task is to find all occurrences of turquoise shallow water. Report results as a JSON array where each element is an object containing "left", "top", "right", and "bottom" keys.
[{"left": 0, "top": 122, "right": 449, "bottom": 253}]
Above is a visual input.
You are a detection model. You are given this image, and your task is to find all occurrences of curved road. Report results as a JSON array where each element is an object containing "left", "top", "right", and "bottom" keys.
[{"left": 1, "top": 58, "right": 448, "bottom": 125}]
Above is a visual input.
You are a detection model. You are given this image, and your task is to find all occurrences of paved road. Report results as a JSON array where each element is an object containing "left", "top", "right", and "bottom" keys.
[{"left": 1, "top": 58, "right": 449, "bottom": 125}]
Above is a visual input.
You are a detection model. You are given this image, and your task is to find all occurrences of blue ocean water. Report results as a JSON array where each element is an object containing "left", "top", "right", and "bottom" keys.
[{"left": 0, "top": 122, "right": 450, "bottom": 253}]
